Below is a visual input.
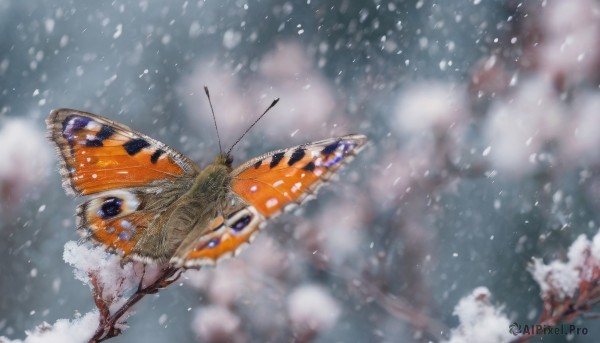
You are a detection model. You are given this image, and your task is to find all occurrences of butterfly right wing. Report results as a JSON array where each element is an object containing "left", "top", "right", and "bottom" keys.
[{"left": 47, "top": 108, "right": 198, "bottom": 196}]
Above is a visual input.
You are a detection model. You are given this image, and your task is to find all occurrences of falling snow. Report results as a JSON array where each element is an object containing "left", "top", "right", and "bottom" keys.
[{"left": 2, "top": 1, "right": 600, "bottom": 342}]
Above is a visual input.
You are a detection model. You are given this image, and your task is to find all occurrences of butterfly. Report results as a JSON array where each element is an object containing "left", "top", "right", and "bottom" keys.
[{"left": 47, "top": 107, "right": 366, "bottom": 268}]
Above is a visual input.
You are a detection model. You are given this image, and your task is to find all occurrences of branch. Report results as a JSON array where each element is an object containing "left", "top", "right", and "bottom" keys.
[
  {"left": 509, "top": 234, "right": 600, "bottom": 342},
  {"left": 88, "top": 266, "right": 183, "bottom": 343}
]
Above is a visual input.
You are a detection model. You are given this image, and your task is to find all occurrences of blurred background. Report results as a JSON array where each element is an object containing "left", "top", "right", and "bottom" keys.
[{"left": 1, "top": 0, "right": 600, "bottom": 342}]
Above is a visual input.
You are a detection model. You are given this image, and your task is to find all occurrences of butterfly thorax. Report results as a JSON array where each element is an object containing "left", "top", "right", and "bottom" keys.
[
  {"left": 213, "top": 153, "right": 234, "bottom": 169},
  {"left": 190, "top": 163, "right": 231, "bottom": 197}
]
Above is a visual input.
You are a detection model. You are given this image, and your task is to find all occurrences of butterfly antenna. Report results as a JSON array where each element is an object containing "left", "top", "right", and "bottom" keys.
[
  {"left": 226, "top": 98, "right": 279, "bottom": 156},
  {"left": 204, "top": 86, "right": 223, "bottom": 155}
]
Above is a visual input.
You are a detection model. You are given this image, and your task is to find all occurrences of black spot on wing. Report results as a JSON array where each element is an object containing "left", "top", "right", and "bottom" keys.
[
  {"left": 123, "top": 138, "right": 151, "bottom": 155},
  {"left": 302, "top": 161, "right": 316, "bottom": 172},
  {"left": 85, "top": 125, "right": 115, "bottom": 147},
  {"left": 150, "top": 149, "right": 164, "bottom": 164},
  {"left": 100, "top": 197, "right": 122, "bottom": 219},
  {"left": 85, "top": 139, "right": 103, "bottom": 147},
  {"left": 254, "top": 160, "right": 262, "bottom": 169},
  {"left": 288, "top": 148, "right": 306, "bottom": 166},
  {"left": 270, "top": 152, "right": 285, "bottom": 168},
  {"left": 321, "top": 141, "right": 340, "bottom": 155},
  {"left": 96, "top": 125, "right": 115, "bottom": 141}
]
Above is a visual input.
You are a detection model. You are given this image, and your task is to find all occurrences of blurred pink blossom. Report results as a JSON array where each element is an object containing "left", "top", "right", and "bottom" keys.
[
  {"left": 287, "top": 284, "right": 340, "bottom": 337},
  {"left": 192, "top": 305, "right": 242, "bottom": 343},
  {"left": 484, "top": 76, "right": 565, "bottom": 176},
  {"left": 185, "top": 260, "right": 251, "bottom": 307},
  {"left": 316, "top": 197, "right": 368, "bottom": 265},
  {"left": 369, "top": 148, "right": 435, "bottom": 205},
  {"left": 392, "top": 82, "right": 469, "bottom": 135},
  {"left": 534, "top": 0, "right": 600, "bottom": 85},
  {"left": 179, "top": 61, "right": 254, "bottom": 150},
  {"left": 0, "top": 119, "right": 51, "bottom": 211},
  {"left": 562, "top": 92, "right": 600, "bottom": 163},
  {"left": 255, "top": 42, "right": 338, "bottom": 141},
  {"left": 242, "top": 234, "right": 289, "bottom": 278}
]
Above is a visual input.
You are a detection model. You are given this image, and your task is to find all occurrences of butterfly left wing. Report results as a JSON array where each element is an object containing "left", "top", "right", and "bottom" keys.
[
  {"left": 170, "top": 206, "right": 263, "bottom": 267},
  {"left": 231, "top": 134, "right": 367, "bottom": 217},
  {"left": 171, "top": 134, "right": 367, "bottom": 268}
]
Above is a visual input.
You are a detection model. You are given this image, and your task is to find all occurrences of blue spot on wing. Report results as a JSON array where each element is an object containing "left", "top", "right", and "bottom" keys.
[
  {"left": 206, "top": 238, "right": 220, "bottom": 249},
  {"left": 62, "top": 115, "right": 91, "bottom": 141},
  {"left": 231, "top": 215, "right": 252, "bottom": 232},
  {"left": 322, "top": 153, "right": 343, "bottom": 167},
  {"left": 118, "top": 231, "right": 131, "bottom": 241}
]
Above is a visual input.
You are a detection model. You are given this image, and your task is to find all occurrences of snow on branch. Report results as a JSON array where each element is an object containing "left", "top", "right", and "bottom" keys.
[
  {"left": 1, "top": 241, "right": 183, "bottom": 343},
  {"left": 443, "top": 287, "right": 512, "bottom": 343},
  {"left": 529, "top": 232, "right": 600, "bottom": 327},
  {"left": 63, "top": 241, "right": 140, "bottom": 311},
  {"left": 0, "top": 312, "right": 98, "bottom": 343},
  {"left": 446, "top": 230, "right": 600, "bottom": 343}
]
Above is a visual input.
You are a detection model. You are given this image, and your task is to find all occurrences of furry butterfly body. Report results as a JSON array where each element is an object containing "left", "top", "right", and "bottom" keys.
[{"left": 47, "top": 108, "right": 366, "bottom": 268}]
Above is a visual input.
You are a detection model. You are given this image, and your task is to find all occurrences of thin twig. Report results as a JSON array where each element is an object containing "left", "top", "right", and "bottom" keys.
[
  {"left": 509, "top": 289, "right": 600, "bottom": 342},
  {"left": 90, "top": 275, "right": 110, "bottom": 328},
  {"left": 88, "top": 266, "right": 183, "bottom": 343}
]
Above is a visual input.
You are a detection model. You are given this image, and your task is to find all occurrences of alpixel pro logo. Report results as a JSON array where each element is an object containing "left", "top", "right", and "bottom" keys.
[
  {"left": 509, "top": 322, "right": 588, "bottom": 336},
  {"left": 509, "top": 322, "right": 522, "bottom": 336}
]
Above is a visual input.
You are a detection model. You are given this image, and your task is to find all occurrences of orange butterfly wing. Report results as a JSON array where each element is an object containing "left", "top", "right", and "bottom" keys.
[
  {"left": 47, "top": 108, "right": 197, "bottom": 196},
  {"left": 231, "top": 134, "right": 367, "bottom": 217},
  {"left": 77, "top": 190, "right": 152, "bottom": 256},
  {"left": 47, "top": 109, "right": 198, "bottom": 261},
  {"left": 174, "top": 135, "right": 367, "bottom": 267},
  {"left": 170, "top": 207, "right": 264, "bottom": 267}
]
